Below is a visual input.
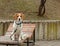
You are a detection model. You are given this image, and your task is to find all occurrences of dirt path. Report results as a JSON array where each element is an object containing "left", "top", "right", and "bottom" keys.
[
  {"left": 0, "top": 0, "right": 60, "bottom": 20},
  {"left": 46, "top": 0, "right": 60, "bottom": 19},
  {"left": 35, "top": 41, "right": 60, "bottom": 46}
]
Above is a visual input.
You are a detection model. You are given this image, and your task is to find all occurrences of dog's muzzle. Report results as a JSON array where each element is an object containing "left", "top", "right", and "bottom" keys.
[{"left": 19, "top": 18, "right": 20, "bottom": 21}]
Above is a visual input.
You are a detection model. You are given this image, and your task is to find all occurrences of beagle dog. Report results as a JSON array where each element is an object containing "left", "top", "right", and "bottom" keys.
[{"left": 10, "top": 13, "right": 25, "bottom": 41}]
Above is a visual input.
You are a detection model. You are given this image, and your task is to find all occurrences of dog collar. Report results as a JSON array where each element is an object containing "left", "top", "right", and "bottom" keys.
[{"left": 16, "top": 21, "right": 23, "bottom": 25}]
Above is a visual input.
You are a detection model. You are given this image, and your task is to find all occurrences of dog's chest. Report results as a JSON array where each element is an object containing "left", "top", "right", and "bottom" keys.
[
  {"left": 17, "top": 25, "right": 22, "bottom": 30},
  {"left": 16, "top": 25, "right": 22, "bottom": 33}
]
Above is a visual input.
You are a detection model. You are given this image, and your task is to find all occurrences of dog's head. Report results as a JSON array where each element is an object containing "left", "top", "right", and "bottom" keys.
[{"left": 13, "top": 13, "right": 24, "bottom": 21}]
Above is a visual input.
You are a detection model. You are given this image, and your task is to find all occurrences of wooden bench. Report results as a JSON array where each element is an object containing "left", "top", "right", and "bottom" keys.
[{"left": 0, "top": 23, "right": 36, "bottom": 46}]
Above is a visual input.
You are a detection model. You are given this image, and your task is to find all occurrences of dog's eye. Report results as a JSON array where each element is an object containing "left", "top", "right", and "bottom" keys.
[
  {"left": 20, "top": 16, "right": 22, "bottom": 17},
  {"left": 17, "top": 16, "right": 18, "bottom": 17}
]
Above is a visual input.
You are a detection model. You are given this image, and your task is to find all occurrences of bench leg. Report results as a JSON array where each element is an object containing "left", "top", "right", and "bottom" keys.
[
  {"left": 7, "top": 45, "right": 8, "bottom": 46},
  {"left": 24, "top": 29, "right": 35, "bottom": 46},
  {"left": 33, "top": 29, "right": 35, "bottom": 45},
  {"left": 27, "top": 38, "right": 29, "bottom": 46},
  {"left": 18, "top": 44, "right": 20, "bottom": 46}
]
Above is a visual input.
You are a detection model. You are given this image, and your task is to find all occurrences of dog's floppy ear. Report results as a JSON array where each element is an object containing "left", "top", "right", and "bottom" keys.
[
  {"left": 21, "top": 13, "right": 25, "bottom": 20},
  {"left": 13, "top": 13, "right": 18, "bottom": 20},
  {"left": 13, "top": 13, "right": 25, "bottom": 20}
]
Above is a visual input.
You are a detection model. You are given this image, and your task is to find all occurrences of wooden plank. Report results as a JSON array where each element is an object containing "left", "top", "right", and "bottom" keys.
[
  {"left": 7, "top": 23, "right": 13, "bottom": 32},
  {"left": 3, "top": 23, "right": 5, "bottom": 35},
  {"left": 44, "top": 22, "right": 48, "bottom": 40},
  {"left": 57, "top": 22, "right": 60, "bottom": 39},
  {"left": 50, "top": 22, "right": 54, "bottom": 40},
  {"left": 35, "top": 23, "right": 39, "bottom": 40},
  {"left": 39, "top": 22, "right": 43, "bottom": 40},
  {"left": 0, "top": 36, "right": 18, "bottom": 45},
  {"left": 5, "top": 32, "right": 12, "bottom": 36},
  {"left": 53, "top": 22, "right": 57, "bottom": 40},
  {"left": 7, "top": 23, "right": 35, "bottom": 32},
  {"left": 0, "top": 20, "right": 60, "bottom": 23}
]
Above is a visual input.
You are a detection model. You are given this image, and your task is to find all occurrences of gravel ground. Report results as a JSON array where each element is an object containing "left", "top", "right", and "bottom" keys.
[
  {"left": 45, "top": 0, "right": 60, "bottom": 19},
  {"left": 0, "top": 41, "right": 60, "bottom": 46},
  {"left": 35, "top": 40, "right": 60, "bottom": 46}
]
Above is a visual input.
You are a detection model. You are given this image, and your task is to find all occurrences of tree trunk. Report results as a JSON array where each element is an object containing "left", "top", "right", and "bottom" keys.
[{"left": 38, "top": 0, "right": 46, "bottom": 16}]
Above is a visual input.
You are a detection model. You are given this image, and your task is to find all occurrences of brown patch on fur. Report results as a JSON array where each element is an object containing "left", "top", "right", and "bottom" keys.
[{"left": 13, "top": 13, "right": 24, "bottom": 20}]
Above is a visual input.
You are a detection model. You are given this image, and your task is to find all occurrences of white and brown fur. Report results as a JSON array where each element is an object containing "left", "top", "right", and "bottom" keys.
[{"left": 10, "top": 13, "right": 25, "bottom": 41}]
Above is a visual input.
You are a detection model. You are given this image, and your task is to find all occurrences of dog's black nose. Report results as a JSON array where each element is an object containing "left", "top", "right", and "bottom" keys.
[{"left": 19, "top": 19, "right": 20, "bottom": 21}]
